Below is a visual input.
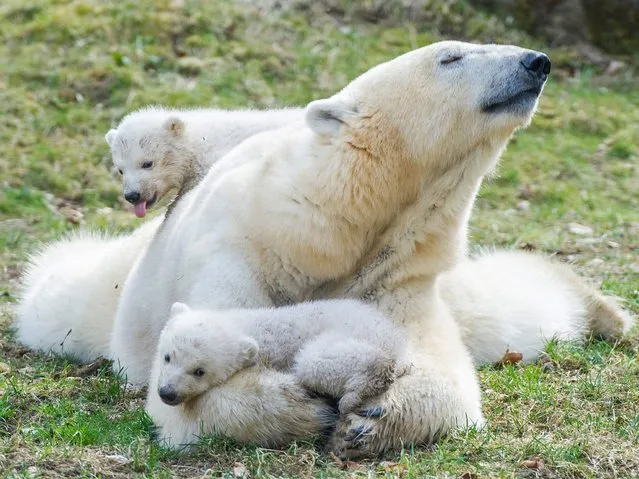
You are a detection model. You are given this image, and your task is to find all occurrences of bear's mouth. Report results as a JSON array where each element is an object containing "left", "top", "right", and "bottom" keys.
[
  {"left": 132, "top": 193, "right": 158, "bottom": 219},
  {"left": 146, "top": 193, "right": 158, "bottom": 209},
  {"left": 481, "top": 85, "right": 543, "bottom": 114}
]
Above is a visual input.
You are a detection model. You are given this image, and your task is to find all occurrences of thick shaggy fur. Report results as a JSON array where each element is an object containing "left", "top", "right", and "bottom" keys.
[
  {"left": 106, "top": 107, "right": 304, "bottom": 217},
  {"left": 441, "top": 250, "right": 633, "bottom": 365},
  {"left": 15, "top": 41, "right": 634, "bottom": 458},
  {"left": 108, "top": 41, "right": 554, "bottom": 452},
  {"left": 151, "top": 300, "right": 406, "bottom": 422},
  {"left": 15, "top": 216, "right": 162, "bottom": 361}
]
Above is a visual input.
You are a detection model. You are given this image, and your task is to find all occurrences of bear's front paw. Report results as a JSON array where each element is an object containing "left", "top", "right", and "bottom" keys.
[{"left": 328, "top": 406, "right": 386, "bottom": 459}]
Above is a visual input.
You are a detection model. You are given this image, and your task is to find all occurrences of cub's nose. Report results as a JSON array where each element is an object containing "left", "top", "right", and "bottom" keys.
[
  {"left": 124, "top": 191, "right": 141, "bottom": 204},
  {"left": 521, "top": 52, "right": 551, "bottom": 79},
  {"left": 158, "top": 386, "right": 179, "bottom": 405}
]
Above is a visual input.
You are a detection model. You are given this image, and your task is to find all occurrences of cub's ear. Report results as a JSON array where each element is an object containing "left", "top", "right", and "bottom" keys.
[
  {"left": 105, "top": 129, "right": 117, "bottom": 146},
  {"left": 163, "top": 117, "right": 185, "bottom": 136},
  {"left": 305, "top": 97, "right": 358, "bottom": 136},
  {"left": 238, "top": 337, "right": 259, "bottom": 369},
  {"left": 170, "top": 302, "right": 191, "bottom": 317}
]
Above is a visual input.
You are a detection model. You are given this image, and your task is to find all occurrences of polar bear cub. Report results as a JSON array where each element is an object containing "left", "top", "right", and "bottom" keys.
[
  {"left": 105, "top": 106, "right": 304, "bottom": 217},
  {"left": 154, "top": 300, "right": 407, "bottom": 414}
]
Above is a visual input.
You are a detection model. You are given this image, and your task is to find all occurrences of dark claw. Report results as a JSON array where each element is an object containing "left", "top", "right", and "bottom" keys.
[
  {"left": 343, "top": 424, "right": 371, "bottom": 442},
  {"left": 357, "top": 406, "right": 385, "bottom": 418}
]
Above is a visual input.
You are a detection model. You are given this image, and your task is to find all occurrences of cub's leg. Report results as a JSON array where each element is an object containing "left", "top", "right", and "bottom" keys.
[
  {"left": 293, "top": 334, "right": 398, "bottom": 414},
  {"left": 329, "top": 291, "right": 483, "bottom": 459}
]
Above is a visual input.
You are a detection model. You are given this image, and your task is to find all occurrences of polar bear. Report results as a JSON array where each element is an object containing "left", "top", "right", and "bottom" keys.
[
  {"left": 442, "top": 249, "right": 634, "bottom": 365},
  {"left": 105, "top": 107, "right": 304, "bottom": 217},
  {"left": 106, "top": 40, "right": 557, "bottom": 452},
  {"left": 151, "top": 300, "right": 406, "bottom": 415},
  {"left": 14, "top": 41, "right": 633, "bottom": 457},
  {"left": 15, "top": 215, "right": 163, "bottom": 361}
]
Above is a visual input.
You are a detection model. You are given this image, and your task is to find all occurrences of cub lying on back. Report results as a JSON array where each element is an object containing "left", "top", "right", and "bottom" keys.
[
  {"left": 153, "top": 300, "right": 407, "bottom": 414},
  {"left": 105, "top": 106, "right": 304, "bottom": 217}
]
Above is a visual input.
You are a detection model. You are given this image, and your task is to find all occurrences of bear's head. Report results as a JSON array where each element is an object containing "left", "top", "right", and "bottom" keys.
[
  {"left": 154, "top": 302, "right": 259, "bottom": 406},
  {"left": 298, "top": 41, "right": 550, "bottom": 283},
  {"left": 305, "top": 40, "right": 549, "bottom": 182},
  {"left": 105, "top": 110, "right": 194, "bottom": 218}
]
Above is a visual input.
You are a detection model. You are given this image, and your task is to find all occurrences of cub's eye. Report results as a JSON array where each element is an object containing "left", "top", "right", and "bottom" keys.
[
  {"left": 164, "top": 354, "right": 170, "bottom": 363},
  {"left": 141, "top": 161, "right": 153, "bottom": 169},
  {"left": 118, "top": 169, "right": 123, "bottom": 175},
  {"left": 193, "top": 368, "right": 205, "bottom": 377},
  {"left": 440, "top": 55, "right": 463, "bottom": 65}
]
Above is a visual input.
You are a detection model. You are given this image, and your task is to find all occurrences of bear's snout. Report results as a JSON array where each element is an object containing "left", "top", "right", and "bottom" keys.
[
  {"left": 520, "top": 52, "right": 551, "bottom": 81},
  {"left": 158, "top": 385, "right": 180, "bottom": 405}
]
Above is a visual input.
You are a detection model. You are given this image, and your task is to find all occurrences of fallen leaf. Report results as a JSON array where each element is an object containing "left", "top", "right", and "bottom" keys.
[
  {"left": 495, "top": 350, "right": 523, "bottom": 367},
  {"left": 72, "top": 357, "right": 113, "bottom": 377},
  {"left": 330, "top": 452, "right": 345, "bottom": 469},
  {"left": 522, "top": 456, "right": 546, "bottom": 470},
  {"left": 329, "top": 452, "right": 361, "bottom": 471},
  {"left": 518, "top": 184, "right": 533, "bottom": 199},
  {"left": 460, "top": 472, "right": 475, "bottom": 479},
  {"left": 59, "top": 206, "right": 84, "bottom": 224}
]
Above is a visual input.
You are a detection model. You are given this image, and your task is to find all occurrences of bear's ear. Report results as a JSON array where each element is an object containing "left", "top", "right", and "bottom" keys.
[
  {"left": 170, "top": 302, "right": 191, "bottom": 317},
  {"left": 105, "top": 129, "right": 117, "bottom": 146},
  {"left": 305, "top": 97, "right": 358, "bottom": 136},
  {"left": 238, "top": 337, "right": 259, "bottom": 369},
  {"left": 163, "top": 117, "right": 185, "bottom": 136}
]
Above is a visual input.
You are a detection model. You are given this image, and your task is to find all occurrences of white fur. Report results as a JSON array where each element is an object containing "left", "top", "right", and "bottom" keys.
[
  {"left": 14, "top": 41, "right": 634, "bottom": 458},
  {"left": 106, "top": 106, "right": 304, "bottom": 215},
  {"left": 440, "top": 250, "right": 633, "bottom": 365},
  {"left": 151, "top": 300, "right": 405, "bottom": 423},
  {"left": 15, "top": 216, "right": 162, "bottom": 361},
  {"left": 108, "top": 41, "right": 550, "bottom": 450}
]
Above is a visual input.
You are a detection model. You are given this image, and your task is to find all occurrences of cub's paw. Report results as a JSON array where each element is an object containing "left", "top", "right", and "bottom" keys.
[{"left": 328, "top": 405, "right": 386, "bottom": 459}]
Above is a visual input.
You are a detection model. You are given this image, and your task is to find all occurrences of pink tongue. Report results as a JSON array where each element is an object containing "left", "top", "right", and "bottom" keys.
[{"left": 134, "top": 201, "right": 147, "bottom": 218}]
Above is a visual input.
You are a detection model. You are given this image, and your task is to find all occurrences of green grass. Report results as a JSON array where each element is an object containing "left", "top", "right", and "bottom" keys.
[{"left": 1, "top": 0, "right": 638, "bottom": 477}]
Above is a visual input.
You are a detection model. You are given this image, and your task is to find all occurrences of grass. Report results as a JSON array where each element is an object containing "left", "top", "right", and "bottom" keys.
[{"left": 1, "top": 0, "right": 638, "bottom": 477}]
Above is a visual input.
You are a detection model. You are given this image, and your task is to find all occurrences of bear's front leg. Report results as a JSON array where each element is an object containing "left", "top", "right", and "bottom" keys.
[
  {"left": 148, "top": 365, "right": 337, "bottom": 449},
  {"left": 330, "top": 291, "right": 484, "bottom": 459}
]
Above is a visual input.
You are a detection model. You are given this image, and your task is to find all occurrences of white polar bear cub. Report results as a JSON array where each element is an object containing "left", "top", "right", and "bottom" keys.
[
  {"left": 105, "top": 106, "right": 304, "bottom": 217},
  {"left": 153, "top": 300, "right": 407, "bottom": 414}
]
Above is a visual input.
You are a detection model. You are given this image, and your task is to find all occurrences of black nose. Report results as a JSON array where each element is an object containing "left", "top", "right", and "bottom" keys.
[
  {"left": 521, "top": 52, "right": 551, "bottom": 79},
  {"left": 158, "top": 386, "right": 178, "bottom": 405},
  {"left": 124, "top": 191, "right": 141, "bottom": 204}
]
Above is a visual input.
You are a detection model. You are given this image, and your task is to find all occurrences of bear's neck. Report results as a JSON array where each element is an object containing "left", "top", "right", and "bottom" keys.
[{"left": 316, "top": 135, "right": 508, "bottom": 300}]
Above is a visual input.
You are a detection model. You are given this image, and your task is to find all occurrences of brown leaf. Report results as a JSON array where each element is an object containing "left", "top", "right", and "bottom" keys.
[
  {"left": 460, "top": 472, "right": 476, "bottom": 479},
  {"left": 329, "top": 452, "right": 362, "bottom": 471},
  {"left": 58, "top": 206, "right": 84, "bottom": 224},
  {"left": 495, "top": 350, "right": 523, "bottom": 367},
  {"left": 518, "top": 184, "right": 533, "bottom": 200},
  {"left": 73, "top": 357, "right": 113, "bottom": 377},
  {"left": 522, "top": 456, "right": 546, "bottom": 470},
  {"left": 330, "top": 452, "right": 345, "bottom": 469}
]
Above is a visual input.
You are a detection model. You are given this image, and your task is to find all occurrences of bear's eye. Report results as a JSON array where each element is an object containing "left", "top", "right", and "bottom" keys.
[
  {"left": 118, "top": 169, "right": 123, "bottom": 175},
  {"left": 193, "top": 368, "right": 205, "bottom": 377},
  {"left": 141, "top": 161, "right": 153, "bottom": 169},
  {"left": 440, "top": 55, "right": 463, "bottom": 65},
  {"left": 164, "top": 354, "right": 170, "bottom": 363}
]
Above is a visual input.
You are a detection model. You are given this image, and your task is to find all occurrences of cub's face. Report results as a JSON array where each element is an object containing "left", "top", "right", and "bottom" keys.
[
  {"left": 155, "top": 303, "right": 258, "bottom": 406},
  {"left": 105, "top": 116, "right": 188, "bottom": 218}
]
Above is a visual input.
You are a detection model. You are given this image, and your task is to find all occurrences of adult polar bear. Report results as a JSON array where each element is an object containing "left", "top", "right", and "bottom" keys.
[
  {"left": 108, "top": 40, "right": 559, "bottom": 455},
  {"left": 15, "top": 41, "right": 631, "bottom": 457}
]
